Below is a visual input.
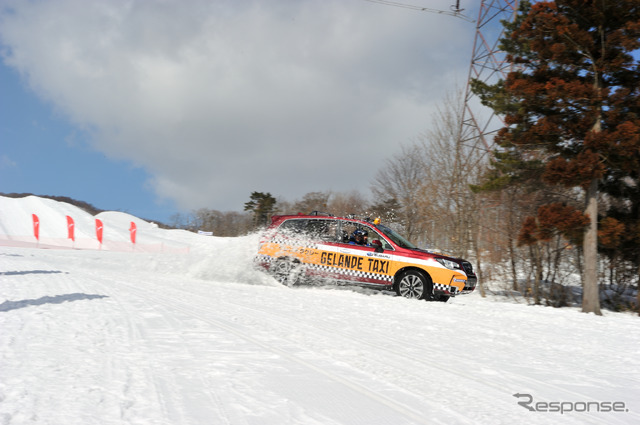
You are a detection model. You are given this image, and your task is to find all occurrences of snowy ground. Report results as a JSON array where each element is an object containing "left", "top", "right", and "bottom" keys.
[{"left": 1, "top": 196, "right": 639, "bottom": 424}]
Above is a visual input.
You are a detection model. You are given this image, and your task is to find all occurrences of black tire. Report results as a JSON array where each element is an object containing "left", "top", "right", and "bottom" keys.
[
  {"left": 434, "top": 295, "right": 450, "bottom": 302},
  {"left": 271, "top": 257, "right": 302, "bottom": 287},
  {"left": 395, "top": 270, "right": 432, "bottom": 300}
]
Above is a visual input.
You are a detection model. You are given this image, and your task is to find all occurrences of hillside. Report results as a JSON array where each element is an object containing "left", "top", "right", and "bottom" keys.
[
  {"left": 0, "top": 192, "right": 173, "bottom": 228},
  {"left": 0, "top": 195, "right": 186, "bottom": 252}
]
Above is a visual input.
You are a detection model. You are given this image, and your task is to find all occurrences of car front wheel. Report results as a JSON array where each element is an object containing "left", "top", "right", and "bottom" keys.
[{"left": 396, "top": 270, "right": 432, "bottom": 300}]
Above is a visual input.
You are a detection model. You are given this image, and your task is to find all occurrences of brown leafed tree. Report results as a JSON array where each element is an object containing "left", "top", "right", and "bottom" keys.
[{"left": 473, "top": 0, "right": 640, "bottom": 315}]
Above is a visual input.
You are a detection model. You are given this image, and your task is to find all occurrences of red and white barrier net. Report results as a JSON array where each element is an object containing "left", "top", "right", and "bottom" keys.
[{"left": 0, "top": 235, "right": 189, "bottom": 253}]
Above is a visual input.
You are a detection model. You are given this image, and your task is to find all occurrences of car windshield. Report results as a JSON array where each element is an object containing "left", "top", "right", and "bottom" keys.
[{"left": 376, "top": 224, "right": 418, "bottom": 249}]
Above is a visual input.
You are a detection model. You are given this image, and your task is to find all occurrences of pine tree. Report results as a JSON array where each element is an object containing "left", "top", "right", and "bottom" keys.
[
  {"left": 244, "top": 192, "right": 277, "bottom": 228},
  {"left": 473, "top": 0, "right": 640, "bottom": 314}
]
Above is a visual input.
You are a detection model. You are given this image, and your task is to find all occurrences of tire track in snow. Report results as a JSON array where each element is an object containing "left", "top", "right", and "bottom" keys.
[
  {"left": 126, "top": 278, "right": 615, "bottom": 425},
  {"left": 104, "top": 291, "right": 189, "bottom": 425},
  {"left": 104, "top": 276, "right": 454, "bottom": 425},
  {"left": 3, "top": 250, "right": 238, "bottom": 425},
  {"left": 86, "top": 275, "right": 237, "bottom": 425},
  {"left": 164, "top": 288, "right": 521, "bottom": 423},
  {"left": 223, "top": 293, "right": 624, "bottom": 425},
  {"left": 224, "top": 296, "right": 611, "bottom": 410},
  {"left": 0, "top": 251, "right": 176, "bottom": 425}
]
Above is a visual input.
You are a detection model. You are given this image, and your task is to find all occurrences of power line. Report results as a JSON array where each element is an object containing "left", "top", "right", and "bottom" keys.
[{"left": 361, "top": 0, "right": 476, "bottom": 22}]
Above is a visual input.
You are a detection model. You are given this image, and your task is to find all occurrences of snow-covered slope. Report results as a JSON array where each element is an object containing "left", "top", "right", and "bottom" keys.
[
  {"left": 0, "top": 195, "right": 194, "bottom": 251},
  {"left": 0, "top": 196, "right": 638, "bottom": 424}
]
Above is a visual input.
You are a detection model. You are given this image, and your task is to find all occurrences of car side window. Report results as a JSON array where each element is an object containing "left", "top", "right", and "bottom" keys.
[
  {"left": 306, "top": 219, "right": 339, "bottom": 242},
  {"left": 368, "top": 228, "right": 393, "bottom": 250},
  {"left": 278, "top": 219, "right": 339, "bottom": 242},
  {"left": 338, "top": 222, "right": 394, "bottom": 250},
  {"left": 278, "top": 219, "right": 308, "bottom": 236}
]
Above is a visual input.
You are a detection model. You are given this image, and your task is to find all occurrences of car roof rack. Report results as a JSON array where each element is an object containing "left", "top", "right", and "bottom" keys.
[{"left": 308, "top": 211, "right": 333, "bottom": 216}]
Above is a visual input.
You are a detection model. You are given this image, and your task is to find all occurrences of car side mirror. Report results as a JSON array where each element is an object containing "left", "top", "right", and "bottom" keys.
[{"left": 372, "top": 240, "right": 384, "bottom": 253}]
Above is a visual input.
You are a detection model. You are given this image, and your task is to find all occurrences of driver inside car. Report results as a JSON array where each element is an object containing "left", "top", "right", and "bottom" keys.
[{"left": 350, "top": 229, "right": 369, "bottom": 246}]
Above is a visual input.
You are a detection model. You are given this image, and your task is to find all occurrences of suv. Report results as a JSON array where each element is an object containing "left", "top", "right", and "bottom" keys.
[{"left": 254, "top": 212, "right": 477, "bottom": 301}]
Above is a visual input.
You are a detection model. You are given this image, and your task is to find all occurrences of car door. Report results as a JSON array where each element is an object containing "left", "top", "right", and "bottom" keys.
[{"left": 327, "top": 222, "right": 394, "bottom": 287}]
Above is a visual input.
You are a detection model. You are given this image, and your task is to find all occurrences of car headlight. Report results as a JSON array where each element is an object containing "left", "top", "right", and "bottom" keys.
[{"left": 435, "top": 258, "right": 461, "bottom": 270}]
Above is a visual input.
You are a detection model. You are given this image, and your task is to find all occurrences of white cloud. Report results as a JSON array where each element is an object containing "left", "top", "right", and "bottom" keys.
[{"left": 0, "top": 0, "right": 476, "bottom": 211}]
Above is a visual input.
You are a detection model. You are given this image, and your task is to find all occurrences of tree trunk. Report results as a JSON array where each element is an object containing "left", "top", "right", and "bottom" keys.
[
  {"left": 510, "top": 238, "right": 518, "bottom": 291},
  {"left": 582, "top": 178, "right": 602, "bottom": 315},
  {"left": 472, "top": 206, "right": 486, "bottom": 297},
  {"left": 533, "top": 243, "right": 542, "bottom": 305}
]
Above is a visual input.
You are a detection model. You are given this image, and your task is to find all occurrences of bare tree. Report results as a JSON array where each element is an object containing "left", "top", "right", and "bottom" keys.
[
  {"left": 414, "top": 89, "right": 489, "bottom": 263},
  {"left": 372, "top": 143, "right": 428, "bottom": 242},
  {"left": 292, "top": 192, "right": 331, "bottom": 215},
  {"left": 328, "top": 191, "right": 369, "bottom": 218}
]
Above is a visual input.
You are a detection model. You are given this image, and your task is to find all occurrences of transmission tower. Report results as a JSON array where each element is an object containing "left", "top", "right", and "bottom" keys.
[{"left": 460, "top": 0, "right": 520, "bottom": 153}]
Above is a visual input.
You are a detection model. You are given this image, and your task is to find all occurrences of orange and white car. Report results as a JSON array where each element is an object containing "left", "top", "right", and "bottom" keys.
[{"left": 254, "top": 212, "right": 477, "bottom": 301}]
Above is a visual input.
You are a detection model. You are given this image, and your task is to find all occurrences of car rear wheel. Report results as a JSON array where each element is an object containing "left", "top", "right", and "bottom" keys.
[
  {"left": 271, "top": 257, "right": 302, "bottom": 287},
  {"left": 396, "top": 270, "right": 432, "bottom": 300}
]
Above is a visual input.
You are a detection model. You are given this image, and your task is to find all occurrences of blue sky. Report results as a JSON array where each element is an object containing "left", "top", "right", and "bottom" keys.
[
  {"left": 0, "top": 61, "right": 179, "bottom": 222},
  {"left": 0, "top": 0, "right": 476, "bottom": 224}
]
